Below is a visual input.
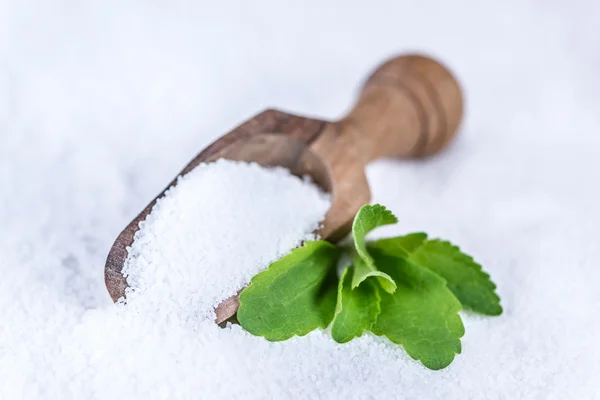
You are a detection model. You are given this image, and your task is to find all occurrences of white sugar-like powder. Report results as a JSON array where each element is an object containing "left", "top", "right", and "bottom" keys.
[
  {"left": 121, "top": 159, "right": 330, "bottom": 322},
  {"left": 2, "top": 159, "right": 592, "bottom": 400}
]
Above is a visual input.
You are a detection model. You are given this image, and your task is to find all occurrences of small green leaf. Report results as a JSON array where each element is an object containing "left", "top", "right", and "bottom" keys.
[
  {"left": 331, "top": 265, "right": 381, "bottom": 343},
  {"left": 372, "top": 234, "right": 502, "bottom": 316},
  {"left": 351, "top": 256, "right": 397, "bottom": 294},
  {"left": 353, "top": 204, "right": 398, "bottom": 263},
  {"left": 351, "top": 204, "right": 398, "bottom": 293},
  {"left": 410, "top": 240, "right": 503, "bottom": 316},
  {"left": 237, "top": 241, "right": 339, "bottom": 341},
  {"left": 369, "top": 247, "right": 464, "bottom": 370}
]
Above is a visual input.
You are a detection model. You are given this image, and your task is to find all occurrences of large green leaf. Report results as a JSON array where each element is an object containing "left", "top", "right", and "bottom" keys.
[
  {"left": 369, "top": 247, "right": 465, "bottom": 370},
  {"left": 237, "top": 241, "right": 339, "bottom": 341},
  {"left": 372, "top": 234, "right": 502, "bottom": 316},
  {"left": 410, "top": 239, "right": 502, "bottom": 315}
]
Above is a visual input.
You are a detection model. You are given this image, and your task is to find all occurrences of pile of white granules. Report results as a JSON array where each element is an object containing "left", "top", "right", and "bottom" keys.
[
  {"left": 2, "top": 157, "right": 594, "bottom": 399},
  {"left": 2, "top": 160, "right": 423, "bottom": 399}
]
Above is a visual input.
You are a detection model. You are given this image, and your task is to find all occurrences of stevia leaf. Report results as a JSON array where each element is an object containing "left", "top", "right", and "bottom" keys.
[
  {"left": 353, "top": 204, "right": 398, "bottom": 264},
  {"left": 369, "top": 246, "right": 464, "bottom": 370},
  {"left": 409, "top": 240, "right": 503, "bottom": 316},
  {"left": 372, "top": 232, "right": 428, "bottom": 256},
  {"left": 237, "top": 241, "right": 339, "bottom": 341},
  {"left": 352, "top": 256, "right": 397, "bottom": 294},
  {"left": 351, "top": 204, "right": 398, "bottom": 293},
  {"left": 372, "top": 234, "right": 502, "bottom": 316},
  {"left": 331, "top": 265, "right": 381, "bottom": 343}
]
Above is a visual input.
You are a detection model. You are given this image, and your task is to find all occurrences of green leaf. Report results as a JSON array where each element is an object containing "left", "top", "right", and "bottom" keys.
[
  {"left": 351, "top": 256, "right": 397, "bottom": 294},
  {"left": 237, "top": 241, "right": 339, "bottom": 341},
  {"left": 372, "top": 234, "right": 502, "bottom": 316},
  {"left": 331, "top": 265, "right": 381, "bottom": 343},
  {"left": 372, "top": 232, "right": 428, "bottom": 256},
  {"left": 409, "top": 239, "right": 503, "bottom": 316},
  {"left": 369, "top": 247, "right": 465, "bottom": 370},
  {"left": 351, "top": 204, "right": 398, "bottom": 293},
  {"left": 353, "top": 204, "right": 398, "bottom": 263}
]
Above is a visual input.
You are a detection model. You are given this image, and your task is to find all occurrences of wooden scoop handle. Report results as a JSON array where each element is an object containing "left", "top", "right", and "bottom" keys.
[
  {"left": 313, "top": 54, "right": 463, "bottom": 163},
  {"left": 307, "top": 54, "right": 463, "bottom": 240}
]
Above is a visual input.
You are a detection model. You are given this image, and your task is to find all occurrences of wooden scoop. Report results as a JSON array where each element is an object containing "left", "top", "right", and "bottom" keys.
[{"left": 105, "top": 54, "right": 463, "bottom": 324}]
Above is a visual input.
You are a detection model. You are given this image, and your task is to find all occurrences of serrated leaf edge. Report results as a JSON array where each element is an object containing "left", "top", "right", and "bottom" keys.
[{"left": 413, "top": 239, "right": 503, "bottom": 316}]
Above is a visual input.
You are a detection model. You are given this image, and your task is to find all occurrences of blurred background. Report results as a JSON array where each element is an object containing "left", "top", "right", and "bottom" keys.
[{"left": 1, "top": 0, "right": 598, "bottom": 397}]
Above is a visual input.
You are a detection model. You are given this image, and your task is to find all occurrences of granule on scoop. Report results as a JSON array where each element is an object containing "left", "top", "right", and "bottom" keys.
[{"left": 121, "top": 159, "right": 331, "bottom": 323}]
